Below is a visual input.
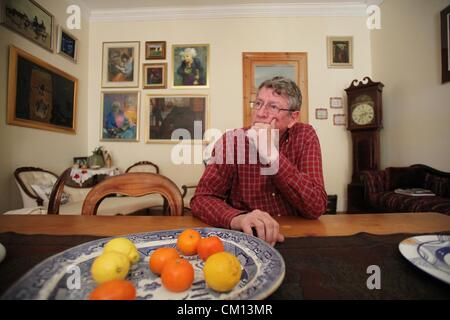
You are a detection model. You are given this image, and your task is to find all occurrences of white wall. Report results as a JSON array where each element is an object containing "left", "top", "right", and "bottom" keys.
[
  {"left": 372, "top": 0, "right": 450, "bottom": 171},
  {"left": 88, "top": 16, "right": 372, "bottom": 211},
  {"left": 0, "top": 0, "right": 90, "bottom": 212}
]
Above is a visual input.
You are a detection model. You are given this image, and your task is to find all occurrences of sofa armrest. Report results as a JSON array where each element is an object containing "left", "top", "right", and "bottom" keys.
[{"left": 360, "top": 170, "right": 387, "bottom": 194}]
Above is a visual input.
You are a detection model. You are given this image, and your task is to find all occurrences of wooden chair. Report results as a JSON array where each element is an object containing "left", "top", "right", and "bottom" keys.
[
  {"left": 81, "top": 172, "right": 183, "bottom": 216},
  {"left": 47, "top": 168, "right": 80, "bottom": 215},
  {"left": 14, "top": 167, "right": 58, "bottom": 207},
  {"left": 125, "top": 161, "right": 160, "bottom": 174}
]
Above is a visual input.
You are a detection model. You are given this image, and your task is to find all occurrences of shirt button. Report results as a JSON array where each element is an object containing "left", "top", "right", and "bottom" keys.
[
  {"left": 272, "top": 193, "right": 276, "bottom": 197},
  {"left": 277, "top": 214, "right": 281, "bottom": 217}
]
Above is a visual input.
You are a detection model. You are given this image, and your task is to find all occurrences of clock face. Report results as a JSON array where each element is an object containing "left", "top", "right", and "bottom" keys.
[{"left": 351, "top": 103, "right": 374, "bottom": 125}]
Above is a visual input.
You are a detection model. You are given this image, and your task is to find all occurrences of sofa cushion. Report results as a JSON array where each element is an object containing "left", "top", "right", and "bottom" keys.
[
  {"left": 424, "top": 173, "right": 449, "bottom": 197},
  {"left": 386, "top": 167, "right": 423, "bottom": 190},
  {"left": 31, "top": 184, "right": 70, "bottom": 206}
]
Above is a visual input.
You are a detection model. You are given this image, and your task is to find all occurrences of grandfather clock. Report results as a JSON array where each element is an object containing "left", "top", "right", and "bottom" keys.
[{"left": 345, "top": 77, "right": 384, "bottom": 212}]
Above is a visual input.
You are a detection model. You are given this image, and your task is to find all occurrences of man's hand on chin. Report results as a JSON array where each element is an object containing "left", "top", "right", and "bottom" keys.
[{"left": 247, "top": 119, "right": 279, "bottom": 163}]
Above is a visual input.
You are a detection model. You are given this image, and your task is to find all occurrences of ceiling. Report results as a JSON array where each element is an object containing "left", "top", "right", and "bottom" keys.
[{"left": 81, "top": 0, "right": 376, "bottom": 11}]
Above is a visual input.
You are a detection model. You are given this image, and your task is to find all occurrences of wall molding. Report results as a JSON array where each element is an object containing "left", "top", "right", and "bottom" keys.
[{"left": 90, "top": 2, "right": 383, "bottom": 22}]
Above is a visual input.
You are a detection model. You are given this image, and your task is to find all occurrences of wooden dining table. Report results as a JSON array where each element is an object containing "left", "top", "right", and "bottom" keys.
[
  {"left": 1, "top": 212, "right": 450, "bottom": 237},
  {"left": 1, "top": 212, "right": 450, "bottom": 300}
]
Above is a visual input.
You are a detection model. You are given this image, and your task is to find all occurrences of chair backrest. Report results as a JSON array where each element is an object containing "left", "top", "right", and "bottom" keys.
[
  {"left": 81, "top": 172, "right": 183, "bottom": 216},
  {"left": 126, "top": 161, "right": 160, "bottom": 174},
  {"left": 14, "top": 167, "right": 58, "bottom": 207}
]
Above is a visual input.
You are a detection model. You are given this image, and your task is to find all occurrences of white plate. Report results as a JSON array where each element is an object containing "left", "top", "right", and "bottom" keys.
[
  {"left": 399, "top": 235, "right": 450, "bottom": 285},
  {"left": 2, "top": 228, "right": 285, "bottom": 300}
]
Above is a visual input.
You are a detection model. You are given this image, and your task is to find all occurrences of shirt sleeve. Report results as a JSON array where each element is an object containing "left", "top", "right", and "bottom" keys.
[
  {"left": 190, "top": 134, "right": 246, "bottom": 228},
  {"left": 272, "top": 132, "right": 328, "bottom": 218}
]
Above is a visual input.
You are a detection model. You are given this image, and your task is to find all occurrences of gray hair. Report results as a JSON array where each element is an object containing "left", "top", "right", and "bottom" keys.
[{"left": 258, "top": 76, "right": 302, "bottom": 111}]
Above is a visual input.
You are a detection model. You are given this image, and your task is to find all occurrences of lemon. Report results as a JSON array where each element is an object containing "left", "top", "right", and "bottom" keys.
[
  {"left": 91, "top": 251, "right": 130, "bottom": 284},
  {"left": 103, "top": 237, "right": 140, "bottom": 264},
  {"left": 203, "top": 252, "right": 242, "bottom": 292}
]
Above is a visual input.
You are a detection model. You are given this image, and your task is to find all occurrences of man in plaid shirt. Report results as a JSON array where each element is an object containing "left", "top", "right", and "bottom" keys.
[{"left": 191, "top": 76, "right": 327, "bottom": 245}]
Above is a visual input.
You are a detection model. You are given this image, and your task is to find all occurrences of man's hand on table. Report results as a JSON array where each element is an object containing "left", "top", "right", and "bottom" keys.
[{"left": 230, "top": 209, "right": 285, "bottom": 246}]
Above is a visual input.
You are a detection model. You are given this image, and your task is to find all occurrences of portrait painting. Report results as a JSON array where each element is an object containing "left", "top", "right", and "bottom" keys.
[
  {"left": 172, "top": 44, "right": 209, "bottom": 88},
  {"left": 7, "top": 46, "right": 78, "bottom": 134},
  {"left": 143, "top": 63, "right": 167, "bottom": 89},
  {"left": 101, "top": 91, "right": 139, "bottom": 141},
  {"left": 0, "top": 0, "right": 54, "bottom": 52},
  {"left": 102, "top": 42, "right": 140, "bottom": 88},
  {"left": 147, "top": 95, "right": 208, "bottom": 143},
  {"left": 327, "top": 36, "right": 353, "bottom": 68},
  {"left": 57, "top": 25, "right": 78, "bottom": 62},
  {"left": 145, "top": 41, "right": 166, "bottom": 60}
]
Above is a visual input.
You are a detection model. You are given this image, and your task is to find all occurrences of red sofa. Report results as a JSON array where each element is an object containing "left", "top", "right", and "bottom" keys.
[{"left": 360, "top": 164, "right": 450, "bottom": 215}]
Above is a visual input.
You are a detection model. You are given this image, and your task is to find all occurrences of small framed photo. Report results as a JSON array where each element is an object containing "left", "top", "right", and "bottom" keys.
[
  {"left": 315, "top": 108, "right": 328, "bottom": 120},
  {"left": 173, "top": 44, "right": 209, "bottom": 88},
  {"left": 143, "top": 63, "right": 167, "bottom": 89},
  {"left": 327, "top": 36, "right": 353, "bottom": 68},
  {"left": 146, "top": 95, "right": 209, "bottom": 143},
  {"left": 145, "top": 41, "right": 166, "bottom": 60},
  {"left": 73, "top": 157, "right": 88, "bottom": 168},
  {"left": 333, "top": 114, "right": 346, "bottom": 126},
  {"left": 102, "top": 41, "right": 140, "bottom": 88},
  {"left": 330, "top": 97, "right": 343, "bottom": 109},
  {"left": 101, "top": 91, "right": 139, "bottom": 141},
  {"left": 56, "top": 25, "right": 78, "bottom": 62}
]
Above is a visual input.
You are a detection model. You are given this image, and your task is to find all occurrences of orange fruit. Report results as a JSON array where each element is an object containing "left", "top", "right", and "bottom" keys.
[
  {"left": 177, "top": 229, "right": 201, "bottom": 256},
  {"left": 89, "top": 279, "right": 136, "bottom": 300},
  {"left": 197, "top": 236, "right": 225, "bottom": 261},
  {"left": 161, "top": 258, "right": 194, "bottom": 292},
  {"left": 149, "top": 247, "right": 180, "bottom": 275}
]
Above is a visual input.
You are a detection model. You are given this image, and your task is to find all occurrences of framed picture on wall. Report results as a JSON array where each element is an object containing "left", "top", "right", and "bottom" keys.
[
  {"left": 146, "top": 95, "right": 209, "bottom": 143},
  {"left": 327, "top": 36, "right": 353, "bottom": 68},
  {"left": 56, "top": 25, "right": 78, "bottom": 63},
  {"left": 0, "top": 0, "right": 54, "bottom": 52},
  {"left": 315, "top": 108, "right": 328, "bottom": 120},
  {"left": 441, "top": 5, "right": 450, "bottom": 83},
  {"left": 143, "top": 63, "right": 167, "bottom": 89},
  {"left": 145, "top": 41, "right": 166, "bottom": 60},
  {"left": 101, "top": 91, "right": 140, "bottom": 141},
  {"left": 102, "top": 41, "right": 140, "bottom": 88},
  {"left": 333, "top": 114, "right": 346, "bottom": 126},
  {"left": 330, "top": 97, "right": 343, "bottom": 109},
  {"left": 7, "top": 45, "right": 78, "bottom": 134},
  {"left": 172, "top": 44, "right": 209, "bottom": 88}
]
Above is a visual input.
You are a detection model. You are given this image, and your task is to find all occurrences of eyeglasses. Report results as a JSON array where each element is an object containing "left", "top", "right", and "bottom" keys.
[{"left": 250, "top": 99, "right": 292, "bottom": 114}]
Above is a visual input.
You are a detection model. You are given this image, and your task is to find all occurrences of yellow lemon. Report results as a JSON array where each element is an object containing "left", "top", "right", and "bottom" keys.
[
  {"left": 91, "top": 251, "right": 130, "bottom": 284},
  {"left": 203, "top": 252, "right": 242, "bottom": 292},
  {"left": 103, "top": 237, "right": 140, "bottom": 264}
]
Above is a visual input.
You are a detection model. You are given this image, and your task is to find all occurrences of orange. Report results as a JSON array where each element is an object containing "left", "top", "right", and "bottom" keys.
[
  {"left": 89, "top": 279, "right": 136, "bottom": 300},
  {"left": 149, "top": 247, "right": 180, "bottom": 275},
  {"left": 161, "top": 258, "right": 194, "bottom": 292},
  {"left": 197, "top": 236, "right": 225, "bottom": 261},
  {"left": 177, "top": 229, "right": 202, "bottom": 256}
]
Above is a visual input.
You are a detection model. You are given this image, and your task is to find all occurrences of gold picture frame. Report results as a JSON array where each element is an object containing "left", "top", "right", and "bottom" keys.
[
  {"left": 145, "top": 41, "right": 166, "bottom": 60},
  {"left": 172, "top": 44, "right": 209, "bottom": 88},
  {"left": 7, "top": 45, "right": 78, "bottom": 134},
  {"left": 146, "top": 94, "right": 209, "bottom": 143},
  {"left": 327, "top": 36, "right": 353, "bottom": 68},
  {"left": 100, "top": 91, "right": 140, "bottom": 142},
  {"left": 102, "top": 41, "right": 140, "bottom": 88}
]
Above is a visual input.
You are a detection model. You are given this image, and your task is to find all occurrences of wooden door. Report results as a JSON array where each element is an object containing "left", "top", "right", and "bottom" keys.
[{"left": 243, "top": 52, "right": 309, "bottom": 127}]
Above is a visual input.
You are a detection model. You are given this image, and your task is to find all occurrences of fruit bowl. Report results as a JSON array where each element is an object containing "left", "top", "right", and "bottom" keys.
[{"left": 2, "top": 228, "right": 285, "bottom": 300}]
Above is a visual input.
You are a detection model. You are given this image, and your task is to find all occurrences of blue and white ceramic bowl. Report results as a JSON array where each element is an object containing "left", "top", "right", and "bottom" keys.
[{"left": 2, "top": 228, "right": 285, "bottom": 300}]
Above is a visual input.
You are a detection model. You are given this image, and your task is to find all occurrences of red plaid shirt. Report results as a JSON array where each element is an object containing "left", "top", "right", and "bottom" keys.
[{"left": 190, "top": 122, "right": 327, "bottom": 228}]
